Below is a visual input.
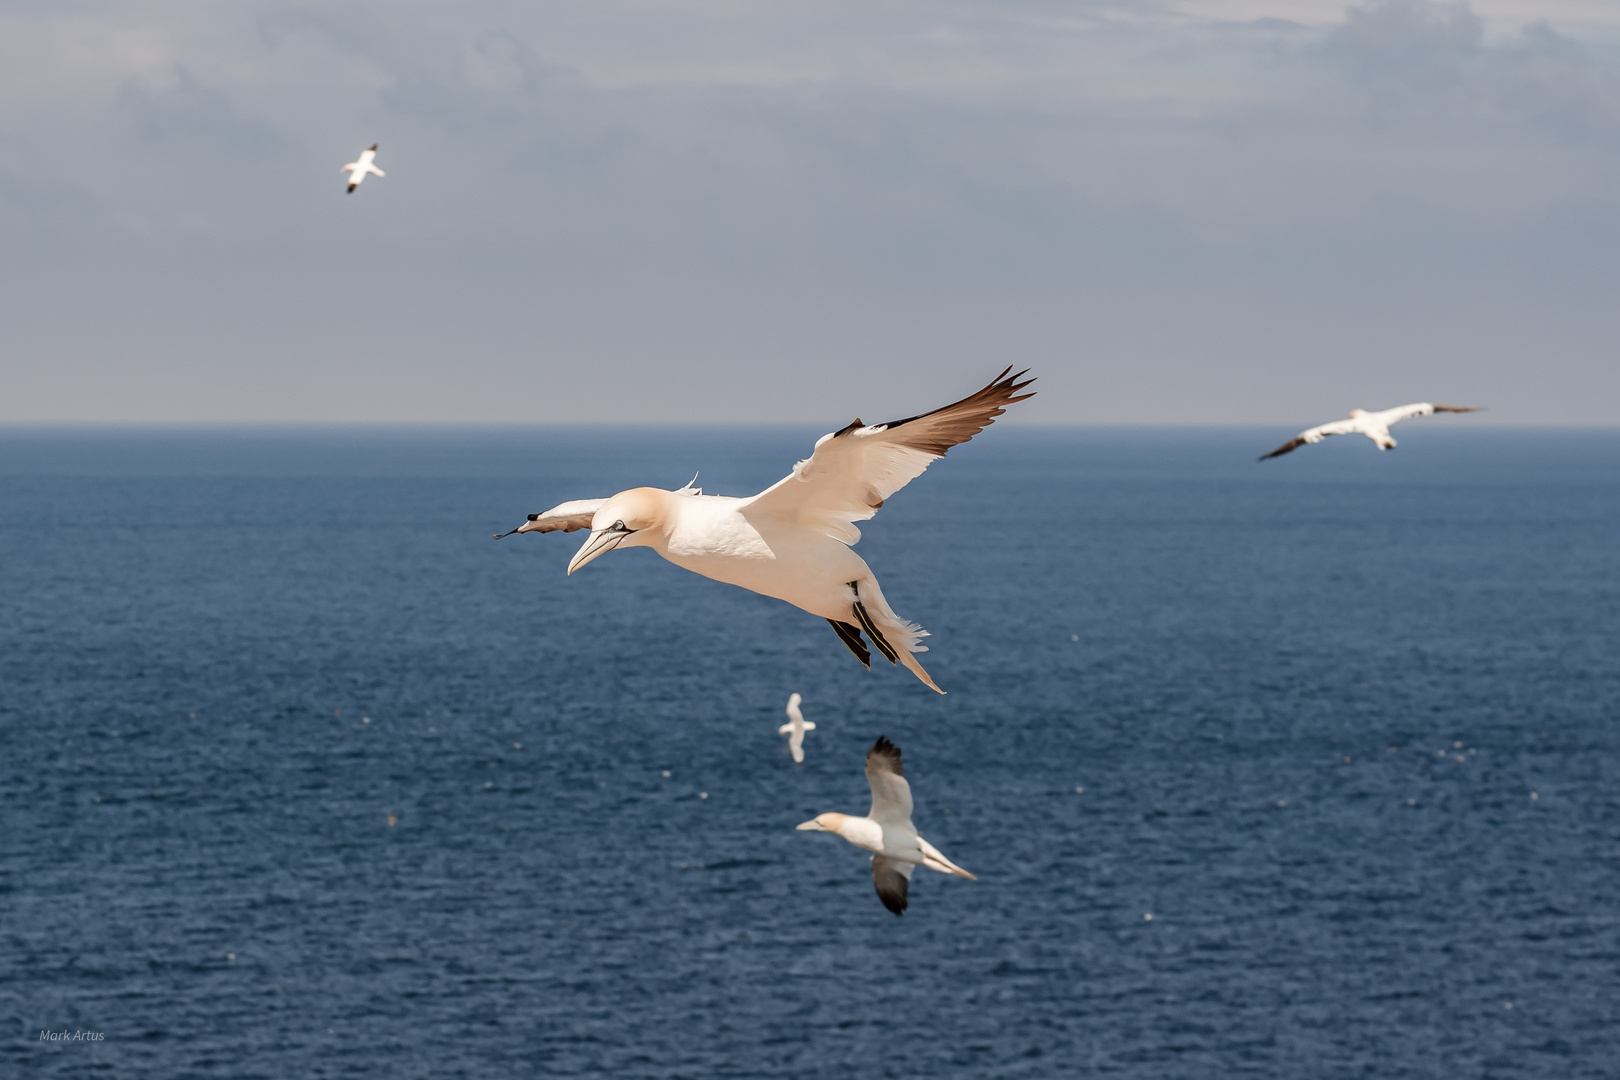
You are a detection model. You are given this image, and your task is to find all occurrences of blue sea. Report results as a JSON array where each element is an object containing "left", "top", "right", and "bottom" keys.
[{"left": 3, "top": 424, "right": 1618, "bottom": 1078}]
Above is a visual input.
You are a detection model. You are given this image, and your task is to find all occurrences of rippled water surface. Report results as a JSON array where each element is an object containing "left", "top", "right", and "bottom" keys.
[{"left": 4, "top": 425, "right": 1618, "bottom": 1078}]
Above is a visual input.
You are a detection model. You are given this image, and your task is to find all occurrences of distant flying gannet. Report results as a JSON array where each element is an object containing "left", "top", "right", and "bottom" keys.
[
  {"left": 496, "top": 368, "right": 1035, "bottom": 693},
  {"left": 341, "top": 144, "right": 385, "bottom": 193},
  {"left": 796, "top": 737, "right": 975, "bottom": 915},
  {"left": 779, "top": 693, "right": 815, "bottom": 763},
  {"left": 1259, "top": 402, "right": 1482, "bottom": 460}
]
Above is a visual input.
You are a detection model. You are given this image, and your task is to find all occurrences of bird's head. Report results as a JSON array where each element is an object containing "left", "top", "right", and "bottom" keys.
[
  {"left": 1349, "top": 408, "right": 1367, "bottom": 419},
  {"left": 566, "top": 488, "right": 667, "bottom": 575},
  {"left": 796, "top": 812, "right": 849, "bottom": 834}
]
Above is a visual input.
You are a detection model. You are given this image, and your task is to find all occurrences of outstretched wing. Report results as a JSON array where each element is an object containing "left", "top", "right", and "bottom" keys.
[
  {"left": 865, "top": 736, "right": 913, "bottom": 827},
  {"left": 744, "top": 368, "right": 1035, "bottom": 544},
  {"left": 1379, "top": 402, "right": 1482, "bottom": 426},
  {"left": 870, "top": 854, "right": 913, "bottom": 915},
  {"left": 1258, "top": 418, "right": 1358, "bottom": 460},
  {"left": 1377, "top": 402, "right": 1436, "bottom": 425},
  {"left": 519, "top": 498, "right": 607, "bottom": 533},
  {"left": 1257, "top": 436, "right": 1307, "bottom": 460}
]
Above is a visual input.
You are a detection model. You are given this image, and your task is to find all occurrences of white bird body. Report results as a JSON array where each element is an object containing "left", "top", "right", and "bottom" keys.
[
  {"left": 501, "top": 369, "right": 1035, "bottom": 693},
  {"left": 659, "top": 493, "right": 877, "bottom": 620},
  {"left": 341, "top": 144, "right": 385, "bottom": 193},
  {"left": 796, "top": 737, "right": 975, "bottom": 915},
  {"left": 1260, "top": 402, "right": 1481, "bottom": 460},
  {"left": 778, "top": 692, "right": 815, "bottom": 763}
]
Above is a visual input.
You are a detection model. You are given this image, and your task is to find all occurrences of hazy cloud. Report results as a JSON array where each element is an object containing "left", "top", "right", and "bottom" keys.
[{"left": 1, "top": 0, "right": 1617, "bottom": 423}]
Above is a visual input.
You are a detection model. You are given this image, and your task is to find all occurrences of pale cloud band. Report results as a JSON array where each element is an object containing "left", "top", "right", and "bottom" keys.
[{"left": 1, "top": 1, "right": 1616, "bottom": 423}]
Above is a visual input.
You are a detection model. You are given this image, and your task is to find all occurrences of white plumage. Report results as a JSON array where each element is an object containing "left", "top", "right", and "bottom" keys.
[
  {"left": 341, "top": 144, "right": 385, "bottom": 193},
  {"left": 796, "top": 737, "right": 975, "bottom": 915},
  {"left": 499, "top": 369, "right": 1035, "bottom": 693},
  {"left": 778, "top": 693, "right": 816, "bottom": 763},
  {"left": 1260, "top": 402, "right": 1481, "bottom": 460}
]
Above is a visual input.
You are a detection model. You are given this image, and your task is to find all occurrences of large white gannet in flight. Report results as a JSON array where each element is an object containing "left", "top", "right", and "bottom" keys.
[
  {"left": 779, "top": 692, "right": 815, "bottom": 763},
  {"left": 341, "top": 144, "right": 385, "bottom": 193},
  {"left": 1259, "top": 402, "right": 1482, "bottom": 460},
  {"left": 796, "top": 737, "right": 975, "bottom": 915},
  {"left": 496, "top": 368, "right": 1035, "bottom": 693}
]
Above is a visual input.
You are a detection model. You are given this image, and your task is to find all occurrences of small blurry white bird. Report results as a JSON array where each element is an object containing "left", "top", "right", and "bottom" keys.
[
  {"left": 1260, "top": 402, "right": 1481, "bottom": 460},
  {"left": 778, "top": 693, "right": 816, "bottom": 763},
  {"left": 797, "top": 737, "right": 975, "bottom": 915},
  {"left": 341, "top": 144, "right": 385, "bottom": 193}
]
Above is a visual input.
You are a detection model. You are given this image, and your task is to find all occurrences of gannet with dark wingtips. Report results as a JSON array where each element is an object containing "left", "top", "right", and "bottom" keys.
[
  {"left": 341, "top": 144, "right": 385, "bottom": 193},
  {"left": 779, "top": 692, "right": 815, "bottom": 763},
  {"left": 1259, "top": 402, "right": 1482, "bottom": 460},
  {"left": 496, "top": 368, "right": 1035, "bottom": 693},
  {"left": 796, "top": 737, "right": 975, "bottom": 915}
]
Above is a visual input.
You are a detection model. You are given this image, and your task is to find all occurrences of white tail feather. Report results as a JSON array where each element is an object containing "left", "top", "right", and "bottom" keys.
[{"left": 855, "top": 577, "right": 942, "bottom": 693}]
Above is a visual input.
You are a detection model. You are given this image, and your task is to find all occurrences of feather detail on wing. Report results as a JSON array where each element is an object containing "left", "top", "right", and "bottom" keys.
[
  {"left": 744, "top": 368, "right": 1035, "bottom": 544},
  {"left": 1377, "top": 402, "right": 1485, "bottom": 425},
  {"left": 1259, "top": 417, "right": 1357, "bottom": 460},
  {"left": 871, "top": 854, "right": 913, "bottom": 915},
  {"left": 519, "top": 498, "right": 608, "bottom": 533},
  {"left": 1257, "top": 436, "right": 1307, "bottom": 461},
  {"left": 866, "top": 737, "right": 913, "bottom": 826},
  {"left": 1378, "top": 402, "right": 1437, "bottom": 424},
  {"left": 918, "top": 836, "right": 978, "bottom": 879}
]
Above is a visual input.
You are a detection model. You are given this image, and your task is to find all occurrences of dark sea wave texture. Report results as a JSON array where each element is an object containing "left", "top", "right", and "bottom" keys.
[{"left": 3, "top": 425, "right": 1618, "bottom": 1079}]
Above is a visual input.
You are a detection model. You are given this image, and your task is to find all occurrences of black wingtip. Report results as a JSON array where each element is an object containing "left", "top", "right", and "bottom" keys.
[
  {"left": 868, "top": 736, "right": 903, "bottom": 776},
  {"left": 827, "top": 619, "right": 872, "bottom": 669}
]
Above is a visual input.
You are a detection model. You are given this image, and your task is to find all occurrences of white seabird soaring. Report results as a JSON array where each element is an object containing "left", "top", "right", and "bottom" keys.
[
  {"left": 497, "top": 368, "right": 1035, "bottom": 693},
  {"left": 779, "top": 693, "right": 815, "bottom": 764},
  {"left": 341, "top": 144, "right": 385, "bottom": 193},
  {"left": 1259, "top": 402, "right": 1482, "bottom": 460},
  {"left": 796, "top": 737, "right": 975, "bottom": 915}
]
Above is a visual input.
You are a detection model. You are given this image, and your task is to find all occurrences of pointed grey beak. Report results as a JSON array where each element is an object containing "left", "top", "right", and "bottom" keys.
[
  {"left": 566, "top": 527, "right": 630, "bottom": 575},
  {"left": 795, "top": 819, "right": 827, "bottom": 831}
]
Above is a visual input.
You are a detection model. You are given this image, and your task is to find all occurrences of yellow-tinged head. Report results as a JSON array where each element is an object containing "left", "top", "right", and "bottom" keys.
[
  {"left": 566, "top": 488, "right": 672, "bottom": 575},
  {"left": 795, "top": 812, "right": 850, "bottom": 833}
]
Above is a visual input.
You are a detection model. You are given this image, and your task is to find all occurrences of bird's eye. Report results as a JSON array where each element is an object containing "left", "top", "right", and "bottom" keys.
[
  {"left": 526, "top": 514, "right": 540, "bottom": 521},
  {"left": 613, "top": 520, "right": 627, "bottom": 531}
]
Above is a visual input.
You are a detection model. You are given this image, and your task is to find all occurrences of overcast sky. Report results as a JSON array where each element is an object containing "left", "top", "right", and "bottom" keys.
[{"left": 3, "top": 0, "right": 1618, "bottom": 424}]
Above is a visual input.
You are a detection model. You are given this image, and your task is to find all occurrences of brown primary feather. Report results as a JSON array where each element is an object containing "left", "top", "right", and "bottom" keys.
[
  {"left": 839, "top": 367, "right": 1036, "bottom": 458},
  {"left": 1258, "top": 436, "right": 1306, "bottom": 461}
]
